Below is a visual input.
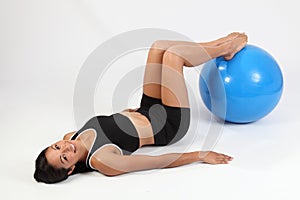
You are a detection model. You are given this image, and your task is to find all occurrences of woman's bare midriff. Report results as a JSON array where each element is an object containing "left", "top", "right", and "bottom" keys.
[{"left": 119, "top": 110, "right": 155, "bottom": 147}]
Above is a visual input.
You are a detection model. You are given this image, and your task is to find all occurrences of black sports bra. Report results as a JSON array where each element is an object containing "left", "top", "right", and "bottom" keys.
[{"left": 71, "top": 113, "right": 140, "bottom": 170}]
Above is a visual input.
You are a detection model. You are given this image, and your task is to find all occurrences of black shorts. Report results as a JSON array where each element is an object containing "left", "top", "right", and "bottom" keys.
[{"left": 136, "top": 93, "right": 190, "bottom": 146}]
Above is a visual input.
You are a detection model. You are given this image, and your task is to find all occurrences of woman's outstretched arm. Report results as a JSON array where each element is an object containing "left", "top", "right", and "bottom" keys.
[{"left": 91, "top": 148, "right": 233, "bottom": 176}]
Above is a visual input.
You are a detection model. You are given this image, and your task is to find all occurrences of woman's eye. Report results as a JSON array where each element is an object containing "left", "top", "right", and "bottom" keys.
[
  {"left": 63, "top": 155, "right": 68, "bottom": 161},
  {"left": 55, "top": 145, "right": 60, "bottom": 150}
]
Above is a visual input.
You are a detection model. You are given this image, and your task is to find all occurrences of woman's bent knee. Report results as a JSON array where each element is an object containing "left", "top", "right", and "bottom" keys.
[
  {"left": 162, "top": 48, "right": 185, "bottom": 66},
  {"left": 151, "top": 40, "right": 178, "bottom": 51},
  {"left": 163, "top": 45, "right": 195, "bottom": 67}
]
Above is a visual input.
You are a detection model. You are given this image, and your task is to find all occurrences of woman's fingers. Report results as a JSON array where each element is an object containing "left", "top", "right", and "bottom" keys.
[{"left": 215, "top": 153, "right": 233, "bottom": 164}]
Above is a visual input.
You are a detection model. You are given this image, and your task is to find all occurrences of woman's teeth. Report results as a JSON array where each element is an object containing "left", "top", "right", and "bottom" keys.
[{"left": 70, "top": 144, "right": 76, "bottom": 153}]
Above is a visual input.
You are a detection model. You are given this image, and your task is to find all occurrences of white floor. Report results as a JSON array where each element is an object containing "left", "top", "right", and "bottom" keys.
[
  {"left": 1, "top": 62, "right": 300, "bottom": 200},
  {"left": 1, "top": 0, "right": 300, "bottom": 200}
]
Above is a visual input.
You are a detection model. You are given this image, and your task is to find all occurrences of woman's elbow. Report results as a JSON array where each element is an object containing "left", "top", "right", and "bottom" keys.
[{"left": 99, "top": 168, "right": 126, "bottom": 177}]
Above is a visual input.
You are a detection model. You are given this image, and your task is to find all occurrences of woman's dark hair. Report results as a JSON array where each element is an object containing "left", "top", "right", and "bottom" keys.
[
  {"left": 34, "top": 147, "right": 91, "bottom": 184},
  {"left": 34, "top": 148, "right": 70, "bottom": 184}
]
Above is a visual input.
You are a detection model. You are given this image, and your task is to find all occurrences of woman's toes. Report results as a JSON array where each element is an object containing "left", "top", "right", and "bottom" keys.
[{"left": 227, "top": 32, "right": 240, "bottom": 39}]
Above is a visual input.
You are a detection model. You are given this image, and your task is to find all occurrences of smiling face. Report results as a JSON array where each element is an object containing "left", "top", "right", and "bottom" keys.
[{"left": 45, "top": 140, "right": 84, "bottom": 171}]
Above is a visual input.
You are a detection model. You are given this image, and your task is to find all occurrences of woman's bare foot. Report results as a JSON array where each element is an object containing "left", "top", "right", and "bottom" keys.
[
  {"left": 224, "top": 33, "right": 248, "bottom": 60},
  {"left": 222, "top": 32, "right": 241, "bottom": 45},
  {"left": 204, "top": 32, "right": 241, "bottom": 47},
  {"left": 199, "top": 151, "right": 233, "bottom": 164}
]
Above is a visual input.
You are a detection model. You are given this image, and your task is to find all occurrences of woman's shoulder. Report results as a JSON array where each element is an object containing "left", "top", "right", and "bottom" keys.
[{"left": 63, "top": 131, "right": 76, "bottom": 140}]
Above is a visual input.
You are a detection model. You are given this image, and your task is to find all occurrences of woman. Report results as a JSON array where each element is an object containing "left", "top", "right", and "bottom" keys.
[{"left": 34, "top": 32, "right": 248, "bottom": 184}]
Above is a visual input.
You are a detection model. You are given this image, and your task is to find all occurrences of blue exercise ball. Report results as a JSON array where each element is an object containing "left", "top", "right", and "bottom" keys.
[{"left": 199, "top": 44, "right": 283, "bottom": 123}]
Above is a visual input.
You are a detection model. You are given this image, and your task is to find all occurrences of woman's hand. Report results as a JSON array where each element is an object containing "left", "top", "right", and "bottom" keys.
[{"left": 199, "top": 151, "right": 233, "bottom": 164}]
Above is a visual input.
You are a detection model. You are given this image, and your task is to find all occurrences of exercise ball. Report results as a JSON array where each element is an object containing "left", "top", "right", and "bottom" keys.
[{"left": 199, "top": 44, "right": 283, "bottom": 123}]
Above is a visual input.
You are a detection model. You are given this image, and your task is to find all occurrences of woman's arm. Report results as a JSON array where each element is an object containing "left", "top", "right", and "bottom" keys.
[
  {"left": 91, "top": 148, "right": 233, "bottom": 176},
  {"left": 153, "top": 151, "right": 233, "bottom": 168}
]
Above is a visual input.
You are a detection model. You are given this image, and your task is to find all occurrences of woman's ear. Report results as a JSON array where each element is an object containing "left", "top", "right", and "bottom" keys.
[{"left": 68, "top": 165, "right": 76, "bottom": 175}]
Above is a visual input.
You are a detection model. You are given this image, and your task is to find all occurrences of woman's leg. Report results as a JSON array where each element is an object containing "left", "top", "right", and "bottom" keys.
[
  {"left": 161, "top": 34, "right": 248, "bottom": 107},
  {"left": 142, "top": 33, "right": 242, "bottom": 99}
]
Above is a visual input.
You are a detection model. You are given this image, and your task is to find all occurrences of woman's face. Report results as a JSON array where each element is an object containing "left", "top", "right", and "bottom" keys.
[{"left": 45, "top": 140, "right": 82, "bottom": 170}]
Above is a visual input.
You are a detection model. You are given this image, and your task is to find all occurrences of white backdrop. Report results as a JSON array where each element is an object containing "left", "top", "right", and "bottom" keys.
[{"left": 1, "top": 0, "right": 299, "bottom": 199}]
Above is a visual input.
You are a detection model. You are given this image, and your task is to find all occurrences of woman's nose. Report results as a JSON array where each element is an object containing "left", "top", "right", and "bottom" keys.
[{"left": 61, "top": 142, "right": 70, "bottom": 152}]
